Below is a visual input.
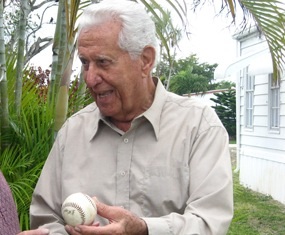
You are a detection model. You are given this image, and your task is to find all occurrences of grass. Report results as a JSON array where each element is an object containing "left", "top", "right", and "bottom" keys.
[{"left": 228, "top": 172, "right": 285, "bottom": 234}]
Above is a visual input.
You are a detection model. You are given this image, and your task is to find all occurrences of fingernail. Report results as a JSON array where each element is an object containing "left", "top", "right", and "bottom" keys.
[
  {"left": 93, "top": 196, "right": 99, "bottom": 203},
  {"left": 75, "top": 226, "right": 81, "bottom": 232}
]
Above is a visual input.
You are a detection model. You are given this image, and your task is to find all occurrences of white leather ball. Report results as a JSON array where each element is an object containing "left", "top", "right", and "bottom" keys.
[{"left": 61, "top": 192, "right": 97, "bottom": 226}]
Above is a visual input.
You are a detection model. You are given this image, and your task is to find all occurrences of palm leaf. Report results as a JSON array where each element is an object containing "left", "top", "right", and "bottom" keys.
[
  {"left": 141, "top": 0, "right": 187, "bottom": 63},
  {"left": 240, "top": 0, "right": 285, "bottom": 80},
  {"left": 2, "top": 54, "right": 55, "bottom": 230}
]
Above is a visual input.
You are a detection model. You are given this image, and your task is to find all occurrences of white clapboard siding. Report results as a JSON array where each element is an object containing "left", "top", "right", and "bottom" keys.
[
  {"left": 239, "top": 70, "right": 285, "bottom": 203},
  {"left": 239, "top": 150, "right": 285, "bottom": 204},
  {"left": 227, "top": 27, "right": 285, "bottom": 204}
]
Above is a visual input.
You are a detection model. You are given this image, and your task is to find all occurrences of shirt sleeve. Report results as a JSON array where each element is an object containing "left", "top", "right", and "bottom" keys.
[{"left": 142, "top": 117, "right": 233, "bottom": 235}]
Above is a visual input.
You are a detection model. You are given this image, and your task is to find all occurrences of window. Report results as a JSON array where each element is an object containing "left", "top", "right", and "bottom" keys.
[
  {"left": 244, "top": 67, "right": 254, "bottom": 128},
  {"left": 269, "top": 73, "right": 280, "bottom": 130}
]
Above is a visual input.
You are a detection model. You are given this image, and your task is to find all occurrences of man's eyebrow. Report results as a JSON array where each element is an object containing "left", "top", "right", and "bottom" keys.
[{"left": 95, "top": 55, "right": 112, "bottom": 60}]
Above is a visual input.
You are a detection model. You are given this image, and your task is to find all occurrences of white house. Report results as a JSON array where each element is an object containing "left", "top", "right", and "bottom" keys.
[{"left": 215, "top": 27, "right": 285, "bottom": 204}]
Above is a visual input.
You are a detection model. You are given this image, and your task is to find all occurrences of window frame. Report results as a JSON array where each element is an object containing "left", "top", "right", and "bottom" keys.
[
  {"left": 268, "top": 73, "right": 280, "bottom": 132},
  {"left": 244, "top": 67, "right": 254, "bottom": 129}
]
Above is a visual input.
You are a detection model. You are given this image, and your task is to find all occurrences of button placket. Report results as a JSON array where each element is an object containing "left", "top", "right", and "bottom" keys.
[{"left": 115, "top": 133, "right": 134, "bottom": 209}]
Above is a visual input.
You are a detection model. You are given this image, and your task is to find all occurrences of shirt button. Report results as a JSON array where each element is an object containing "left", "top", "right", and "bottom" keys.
[
  {"left": 120, "top": 171, "right": 126, "bottom": 176},
  {"left": 124, "top": 138, "right": 128, "bottom": 143}
]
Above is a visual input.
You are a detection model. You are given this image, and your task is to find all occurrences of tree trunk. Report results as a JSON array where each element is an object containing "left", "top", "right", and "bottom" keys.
[
  {"left": 0, "top": 0, "right": 9, "bottom": 153},
  {"left": 47, "top": 0, "right": 64, "bottom": 107},
  {"left": 49, "top": 0, "right": 80, "bottom": 134},
  {"left": 15, "top": 0, "right": 28, "bottom": 114}
]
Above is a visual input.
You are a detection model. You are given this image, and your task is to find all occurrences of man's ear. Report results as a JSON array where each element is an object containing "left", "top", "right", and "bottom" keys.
[{"left": 141, "top": 46, "right": 156, "bottom": 76}]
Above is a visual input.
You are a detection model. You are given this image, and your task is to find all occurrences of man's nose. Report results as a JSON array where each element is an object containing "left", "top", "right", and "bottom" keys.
[{"left": 85, "top": 64, "right": 103, "bottom": 87}]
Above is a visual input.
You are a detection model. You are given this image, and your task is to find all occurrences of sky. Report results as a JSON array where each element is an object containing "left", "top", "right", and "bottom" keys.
[
  {"left": 30, "top": 1, "right": 239, "bottom": 69},
  {"left": 175, "top": 1, "right": 238, "bottom": 65}
]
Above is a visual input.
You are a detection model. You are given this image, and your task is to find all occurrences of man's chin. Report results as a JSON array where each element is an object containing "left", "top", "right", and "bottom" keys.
[{"left": 98, "top": 109, "right": 116, "bottom": 118}]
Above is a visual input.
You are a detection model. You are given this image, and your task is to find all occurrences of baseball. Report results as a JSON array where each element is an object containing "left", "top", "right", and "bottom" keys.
[{"left": 61, "top": 192, "right": 97, "bottom": 226}]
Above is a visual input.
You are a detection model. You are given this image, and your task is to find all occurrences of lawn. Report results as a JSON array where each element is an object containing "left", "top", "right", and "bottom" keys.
[{"left": 228, "top": 172, "right": 285, "bottom": 235}]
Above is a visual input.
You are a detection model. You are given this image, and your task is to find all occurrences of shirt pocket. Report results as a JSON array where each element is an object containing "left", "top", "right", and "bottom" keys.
[{"left": 139, "top": 165, "right": 189, "bottom": 217}]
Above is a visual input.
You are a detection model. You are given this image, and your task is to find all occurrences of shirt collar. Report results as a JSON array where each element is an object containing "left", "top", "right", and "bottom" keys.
[
  {"left": 89, "top": 77, "right": 168, "bottom": 141},
  {"left": 86, "top": 103, "right": 101, "bottom": 141},
  {"left": 141, "top": 77, "right": 168, "bottom": 140}
]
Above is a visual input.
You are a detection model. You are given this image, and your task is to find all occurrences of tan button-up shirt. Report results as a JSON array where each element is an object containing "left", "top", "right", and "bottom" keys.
[{"left": 30, "top": 78, "right": 233, "bottom": 235}]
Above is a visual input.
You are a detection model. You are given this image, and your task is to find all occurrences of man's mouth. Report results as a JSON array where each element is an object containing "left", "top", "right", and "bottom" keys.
[{"left": 98, "top": 90, "right": 113, "bottom": 98}]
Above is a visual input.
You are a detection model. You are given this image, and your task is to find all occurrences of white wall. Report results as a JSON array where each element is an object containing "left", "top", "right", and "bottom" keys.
[
  {"left": 218, "top": 26, "right": 285, "bottom": 204},
  {"left": 238, "top": 57, "right": 285, "bottom": 204}
]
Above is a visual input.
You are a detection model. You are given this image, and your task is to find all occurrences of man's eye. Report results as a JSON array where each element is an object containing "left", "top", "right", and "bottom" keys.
[
  {"left": 80, "top": 59, "right": 89, "bottom": 70},
  {"left": 80, "top": 58, "right": 88, "bottom": 65},
  {"left": 97, "top": 59, "right": 111, "bottom": 66}
]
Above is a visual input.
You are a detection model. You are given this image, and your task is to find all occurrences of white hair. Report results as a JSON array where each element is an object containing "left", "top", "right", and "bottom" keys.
[{"left": 78, "top": 0, "right": 159, "bottom": 68}]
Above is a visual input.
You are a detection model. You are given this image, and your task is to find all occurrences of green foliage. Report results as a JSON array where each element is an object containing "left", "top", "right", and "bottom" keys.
[
  {"left": 1, "top": 146, "right": 45, "bottom": 230},
  {"left": 210, "top": 90, "right": 236, "bottom": 138},
  {"left": 67, "top": 78, "right": 93, "bottom": 117},
  {"left": 169, "top": 69, "right": 209, "bottom": 95},
  {"left": 174, "top": 55, "right": 218, "bottom": 81},
  {"left": 1, "top": 59, "right": 55, "bottom": 230},
  {"left": 159, "top": 54, "right": 218, "bottom": 95},
  {"left": 1, "top": 57, "right": 91, "bottom": 230},
  {"left": 157, "top": 54, "right": 236, "bottom": 95},
  {"left": 214, "top": 80, "right": 236, "bottom": 90}
]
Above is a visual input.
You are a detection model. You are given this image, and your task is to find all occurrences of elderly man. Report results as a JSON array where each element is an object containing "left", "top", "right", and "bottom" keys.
[{"left": 30, "top": 1, "right": 233, "bottom": 234}]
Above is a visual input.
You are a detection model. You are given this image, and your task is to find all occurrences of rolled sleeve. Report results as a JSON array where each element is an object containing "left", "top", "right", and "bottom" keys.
[{"left": 142, "top": 217, "right": 171, "bottom": 235}]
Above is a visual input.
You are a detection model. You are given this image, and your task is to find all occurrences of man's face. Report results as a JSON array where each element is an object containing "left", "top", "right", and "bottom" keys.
[{"left": 78, "top": 21, "right": 153, "bottom": 123}]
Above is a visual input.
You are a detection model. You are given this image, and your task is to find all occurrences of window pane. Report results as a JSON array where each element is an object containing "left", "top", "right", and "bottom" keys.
[{"left": 269, "top": 73, "right": 280, "bottom": 129}]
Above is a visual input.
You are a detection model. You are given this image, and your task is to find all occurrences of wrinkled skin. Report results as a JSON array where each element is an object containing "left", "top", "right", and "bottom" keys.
[
  {"left": 77, "top": 20, "right": 156, "bottom": 132},
  {"left": 17, "top": 228, "right": 49, "bottom": 235},
  {"left": 65, "top": 197, "right": 148, "bottom": 235}
]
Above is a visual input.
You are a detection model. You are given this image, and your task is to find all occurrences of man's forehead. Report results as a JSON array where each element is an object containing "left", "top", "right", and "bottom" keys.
[{"left": 79, "top": 20, "right": 122, "bottom": 37}]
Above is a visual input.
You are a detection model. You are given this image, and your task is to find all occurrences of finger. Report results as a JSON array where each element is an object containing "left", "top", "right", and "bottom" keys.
[
  {"left": 66, "top": 222, "right": 100, "bottom": 235},
  {"left": 94, "top": 199, "right": 116, "bottom": 219},
  {"left": 65, "top": 225, "right": 82, "bottom": 235},
  {"left": 18, "top": 228, "right": 49, "bottom": 235},
  {"left": 75, "top": 223, "right": 120, "bottom": 235},
  {"left": 91, "top": 222, "right": 100, "bottom": 226}
]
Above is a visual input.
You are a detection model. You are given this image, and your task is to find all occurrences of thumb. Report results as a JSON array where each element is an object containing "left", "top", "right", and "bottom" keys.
[
  {"left": 93, "top": 198, "right": 111, "bottom": 216},
  {"left": 92, "top": 197, "right": 121, "bottom": 222}
]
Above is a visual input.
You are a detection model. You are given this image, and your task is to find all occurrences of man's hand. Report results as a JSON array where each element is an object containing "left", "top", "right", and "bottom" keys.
[
  {"left": 17, "top": 228, "right": 49, "bottom": 235},
  {"left": 65, "top": 198, "right": 148, "bottom": 235}
]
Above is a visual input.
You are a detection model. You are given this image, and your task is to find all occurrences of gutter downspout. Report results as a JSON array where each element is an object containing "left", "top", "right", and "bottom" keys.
[
  {"left": 234, "top": 70, "right": 241, "bottom": 173},
  {"left": 234, "top": 40, "right": 241, "bottom": 173}
]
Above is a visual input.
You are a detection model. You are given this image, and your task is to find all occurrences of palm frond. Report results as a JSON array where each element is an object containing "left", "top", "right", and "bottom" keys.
[
  {"left": 163, "top": 0, "right": 187, "bottom": 24},
  {"left": 140, "top": 0, "right": 187, "bottom": 64},
  {"left": 2, "top": 54, "right": 55, "bottom": 230},
  {"left": 239, "top": 0, "right": 285, "bottom": 80}
]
